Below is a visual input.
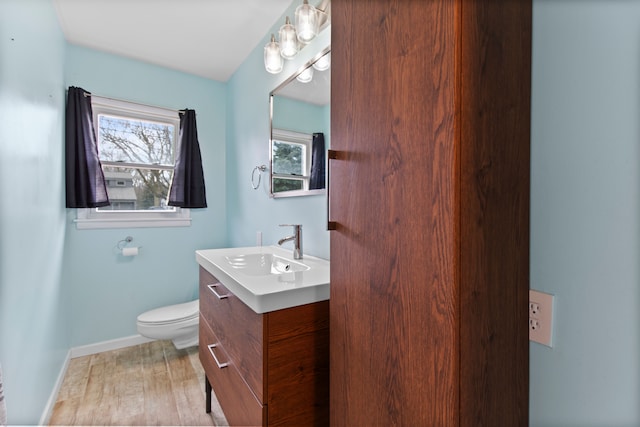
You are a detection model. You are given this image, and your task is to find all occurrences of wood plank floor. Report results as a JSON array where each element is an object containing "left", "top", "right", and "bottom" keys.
[{"left": 49, "top": 340, "right": 228, "bottom": 426}]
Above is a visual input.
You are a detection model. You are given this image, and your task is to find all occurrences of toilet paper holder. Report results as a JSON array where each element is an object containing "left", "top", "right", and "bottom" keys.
[{"left": 117, "top": 236, "right": 141, "bottom": 257}]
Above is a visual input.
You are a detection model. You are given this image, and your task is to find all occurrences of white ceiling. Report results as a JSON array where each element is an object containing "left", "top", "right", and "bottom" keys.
[{"left": 53, "top": 0, "right": 294, "bottom": 82}]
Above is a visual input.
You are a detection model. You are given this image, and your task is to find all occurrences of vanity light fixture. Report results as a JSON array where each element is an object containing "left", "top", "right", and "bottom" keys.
[
  {"left": 296, "top": 66, "right": 314, "bottom": 83},
  {"left": 312, "top": 51, "right": 331, "bottom": 71},
  {"left": 279, "top": 16, "right": 298, "bottom": 59},
  {"left": 264, "top": 34, "right": 283, "bottom": 74},
  {"left": 295, "top": 0, "right": 319, "bottom": 43},
  {"left": 263, "top": 0, "right": 330, "bottom": 74}
]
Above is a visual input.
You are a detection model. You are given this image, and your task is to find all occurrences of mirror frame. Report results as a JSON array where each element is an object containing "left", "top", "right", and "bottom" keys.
[{"left": 269, "top": 46, "right": 331, "bottom": 198}]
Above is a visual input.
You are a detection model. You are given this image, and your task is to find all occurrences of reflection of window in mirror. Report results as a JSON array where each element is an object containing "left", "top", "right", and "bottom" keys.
[
  {"left": 272, "top": 129, "right": 312, "bottom": 192},
  {"left": 269, "top": 46, "right": 330, "bottom": 198}
]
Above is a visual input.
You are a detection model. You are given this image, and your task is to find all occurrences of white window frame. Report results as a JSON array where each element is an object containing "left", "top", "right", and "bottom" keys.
[
  {"left": 271, "top": 129, "right": 313, "bottom": 197},
  {"left": 75, "top": 96, "right": 191, "bottom": 229}
]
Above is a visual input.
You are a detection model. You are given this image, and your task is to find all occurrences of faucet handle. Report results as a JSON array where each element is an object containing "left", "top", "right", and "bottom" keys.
[{"left": 279, "top": 224, "right": 302, "bottom": 228}]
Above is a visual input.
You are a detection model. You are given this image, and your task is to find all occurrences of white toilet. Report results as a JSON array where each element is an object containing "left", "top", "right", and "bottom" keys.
[{"left": 136, "top": 299, "right": 199, "bottom": 349}]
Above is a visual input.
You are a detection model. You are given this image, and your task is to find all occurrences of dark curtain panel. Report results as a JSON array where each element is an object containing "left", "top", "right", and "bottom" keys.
[
  {"left": 65, "top": 86, "right": 110, "bottom": 208},
  {"left": 310, "top": 132, "right": 326, "bottom": 190},
  {"left": 168, "top": 109, "right": 207, "bottom": 208}
]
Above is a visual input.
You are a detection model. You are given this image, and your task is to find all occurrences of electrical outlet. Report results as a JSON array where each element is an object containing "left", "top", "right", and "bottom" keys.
[
  {"left": 529, "top": 318, "right": 540, "bottom": 331},
  {"left": 529, "top": 289, "right": 554, "bottom": 347},
  {"left": 529, "top": 302, "right": 540, "bottom": 316}
]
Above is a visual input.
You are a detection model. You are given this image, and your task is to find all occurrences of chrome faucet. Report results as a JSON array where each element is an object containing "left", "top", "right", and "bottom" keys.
[{"left": 278, "top": 224, "right": 302, "bottom": 259}]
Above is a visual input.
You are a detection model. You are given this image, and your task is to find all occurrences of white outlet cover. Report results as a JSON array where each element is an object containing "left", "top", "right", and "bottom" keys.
[{"left": 529, "top": 289, "right": 554, "bottom": 347}]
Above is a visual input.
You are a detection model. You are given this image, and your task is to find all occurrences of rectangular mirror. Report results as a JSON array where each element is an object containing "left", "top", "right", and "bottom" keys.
[{"left": 270, "top": 47, "right": 330, "bottom": 198}]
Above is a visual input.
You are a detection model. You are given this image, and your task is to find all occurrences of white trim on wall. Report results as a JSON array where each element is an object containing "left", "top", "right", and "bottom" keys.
[
  {"left": 70, "top": 335, "right": 155, "bottom": 358},
  {"left": 38, "top": 351, "right": 70, "bottom": 426}
]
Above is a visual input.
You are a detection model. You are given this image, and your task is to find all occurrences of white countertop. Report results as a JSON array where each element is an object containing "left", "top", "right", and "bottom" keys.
[{"left": 195, "top": 246, "right": 330, "bottom": 314}]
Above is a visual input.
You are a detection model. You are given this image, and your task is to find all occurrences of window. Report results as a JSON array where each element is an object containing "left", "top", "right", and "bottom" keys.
[
  {"left": 271, "top": 129, "right": 312, "bottom": 193},
  {"left": 75, "top": 96, "right": 190, "bottom": 229}
]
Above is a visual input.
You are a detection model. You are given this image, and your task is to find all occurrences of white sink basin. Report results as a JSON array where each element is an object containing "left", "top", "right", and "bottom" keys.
[
  {"left": 196, "top": 246, "right": 329, "bottom": 314},
  {"left": 224, "top": 253, "right": 310, "bottom": 276}
]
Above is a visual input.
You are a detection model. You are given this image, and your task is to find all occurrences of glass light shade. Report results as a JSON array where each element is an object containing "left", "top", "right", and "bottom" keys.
[
  {"left": 312, "top": 52, "right": 331, "bottom": 71},
  {"left": 264, "top": 34, "right": 283, "bottom": 74},
  {"left": 296, "top": 66, "right": 314, "bottom": 83},
  {"left": 279, "top": 17, "right": 298, "bottom": 59},
  {"left": 295, "top": 0, "right": 319, "bottom": 43}
]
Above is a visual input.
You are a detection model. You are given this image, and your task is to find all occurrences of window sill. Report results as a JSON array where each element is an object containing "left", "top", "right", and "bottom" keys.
[
  {"left": 75, "top": 208, "right": 191, "bottom": 229},
  {"left": 272, "top": 189, "right": 325, "bottom": 198}
]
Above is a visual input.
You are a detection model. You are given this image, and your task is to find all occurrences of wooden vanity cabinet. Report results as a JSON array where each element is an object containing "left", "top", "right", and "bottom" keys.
[{"left": 198, "top": 267, "right": 329, "bottom": 426}]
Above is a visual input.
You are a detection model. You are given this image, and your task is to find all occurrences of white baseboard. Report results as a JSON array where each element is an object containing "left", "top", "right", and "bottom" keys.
[
  {"left": 38, "top": 350, "right": 70, "bottom": 426},
  {"left": 70, "top": 334, "right": 156, "bottom": 358}
]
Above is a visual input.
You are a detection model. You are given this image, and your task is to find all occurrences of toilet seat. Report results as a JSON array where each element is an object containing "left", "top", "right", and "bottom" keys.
[{"left": 137, "top": 299, "right": 199, "bottom": 326}]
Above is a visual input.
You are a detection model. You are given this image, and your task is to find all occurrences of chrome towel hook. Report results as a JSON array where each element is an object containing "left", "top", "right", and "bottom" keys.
[{"left": 251, "top": 165, "right": 267, "bottom": 190}]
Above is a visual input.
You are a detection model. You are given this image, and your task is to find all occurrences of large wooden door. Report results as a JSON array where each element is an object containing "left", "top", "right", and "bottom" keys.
[
  {"left": 329, "top": 0, "right": 531, "bottom": 425},
  {"left": 330, "top": 1, "right": 459, "bottom": 424}
]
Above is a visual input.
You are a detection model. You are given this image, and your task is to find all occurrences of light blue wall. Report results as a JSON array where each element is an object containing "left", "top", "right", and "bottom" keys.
[
  {"left": 530, "top": 1, "right": 640, "bottom": 425},
  {"left": 63, "top": 46, "right": 229, "bottom": 346},
  {"left": 0, "top": 0, "right": 69, "bottom": 424},
  {"left": 226, "top": 1, "right": 331, "bottom": 260},
  {"left": 4, "top": 1, "right": 639, "bottom": 424},
  {"left": 272, "top": 96, "right": 328, "bottom": 136}
]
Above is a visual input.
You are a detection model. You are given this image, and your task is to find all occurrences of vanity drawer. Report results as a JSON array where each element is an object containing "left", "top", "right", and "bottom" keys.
[
  {"left": 199, "top": 267, "right": 265, "bottom": 401},
  {"left": 199, "top": 316, "right": 265, "bottom": 426}
]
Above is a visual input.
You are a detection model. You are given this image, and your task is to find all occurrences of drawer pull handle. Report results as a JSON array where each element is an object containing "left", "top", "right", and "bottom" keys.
[
  {"left": 207, "top": 284, "right": 230, "bottom": 299},
  {"left": 207, "top": 344, "right": 229, "bottom": 369}
]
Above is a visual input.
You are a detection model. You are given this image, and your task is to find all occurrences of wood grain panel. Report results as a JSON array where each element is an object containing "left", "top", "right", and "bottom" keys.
[
  {"left": 200, "top": 267, "right": 264, "bottom": 401},
  {"left": 331, "top": 0, "right": 459, "bottom": 425},
  {"left": 199, "top": 316, "right": 264, "bottom": 427},
  {"left": 266, "top": 301, "right": 330, "bottom": 426},
  {"left": 331, "top": 0, "right": 530, "bottom": 425},
  {"left": 199, "top": 268, "right": 330, "bottom": 426},
  {"left": 458, "top": 1, "right": 531, "bottom": 425}
]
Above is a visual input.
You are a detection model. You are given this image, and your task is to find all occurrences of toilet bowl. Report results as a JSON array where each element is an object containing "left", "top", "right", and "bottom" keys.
[{"left": 137, "top": 299, "right": 199, "bottom": 349}]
